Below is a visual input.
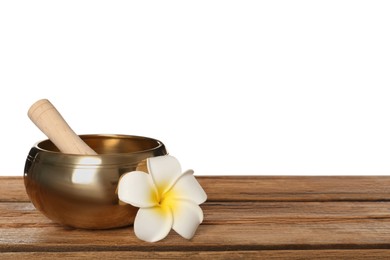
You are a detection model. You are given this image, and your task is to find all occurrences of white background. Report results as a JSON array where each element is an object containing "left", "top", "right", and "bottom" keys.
[{"left": 1, "top": 1, "right": 390, "bottom": 176}]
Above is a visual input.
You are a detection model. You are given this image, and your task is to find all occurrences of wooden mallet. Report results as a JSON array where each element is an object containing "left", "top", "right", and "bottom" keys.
[{"left": 28, "top": 99, "right": 97, "bottom": 155}]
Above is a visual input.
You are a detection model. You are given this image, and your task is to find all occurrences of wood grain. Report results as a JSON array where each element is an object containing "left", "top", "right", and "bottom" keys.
[
  {"left": 2, "top": 176, "right": 390, "bottom": 258},
  {"left": 4, "top": 176, "right": 390, "bottom": 202},
  {"left": 199, "top": 176, "right": 390, "bottom": 202},
  {"left": 0, "top": 177, "right": 29, "bottom": 202},
  {"left": 2, "top": 250, "right": 390, "bottom": 260}
]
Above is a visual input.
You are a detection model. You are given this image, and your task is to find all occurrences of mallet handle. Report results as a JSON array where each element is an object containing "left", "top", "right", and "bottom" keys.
[{"left": 28, "top": 99, "right": 97, "bottom": 155}]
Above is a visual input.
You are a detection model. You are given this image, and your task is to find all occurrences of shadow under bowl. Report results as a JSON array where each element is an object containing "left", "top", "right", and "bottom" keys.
[{"left": 24, "top": 134, "right": 167, "bottom": 229}]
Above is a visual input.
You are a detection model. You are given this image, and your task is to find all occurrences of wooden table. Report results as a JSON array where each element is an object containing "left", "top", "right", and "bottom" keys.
[{"left": 1, "top": 176, "right": 390, "bottom": 259}]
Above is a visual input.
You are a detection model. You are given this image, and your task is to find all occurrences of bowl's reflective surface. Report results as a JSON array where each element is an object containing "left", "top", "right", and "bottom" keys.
[{"left": 24, "top": 134, "right": 167, "bottom": 229}]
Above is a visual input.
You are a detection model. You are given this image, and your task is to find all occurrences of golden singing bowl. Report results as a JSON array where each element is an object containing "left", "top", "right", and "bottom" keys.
[{"left": 24, "top": 134, "right": 167, "bottom": 229}]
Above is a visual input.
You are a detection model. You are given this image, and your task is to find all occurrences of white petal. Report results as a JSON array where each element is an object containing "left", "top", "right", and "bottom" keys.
[
  {"left": 118, "top": 171, "right": 158, "bottom": 208},
  {"left": 169, "top": 170, "right": 207, "bottom": 204},
  {"left": 172, "top": 200, "right": 204, "bottom": 239},
  {"left": 148, "top": 155, "right": 183, "bottom": 195},
  {"left": 134, "top": 206, "right": 173, "bottom": 242}
]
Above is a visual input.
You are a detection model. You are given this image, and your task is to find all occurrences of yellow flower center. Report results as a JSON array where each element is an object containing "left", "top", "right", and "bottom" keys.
[{"left": 157, "top": 190, "right": 177, "bottom": 210}]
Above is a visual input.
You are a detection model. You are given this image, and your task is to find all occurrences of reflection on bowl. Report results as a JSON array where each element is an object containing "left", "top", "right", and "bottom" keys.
[{"left": 24, "top": 134, "right": 167, "bottom": 229}]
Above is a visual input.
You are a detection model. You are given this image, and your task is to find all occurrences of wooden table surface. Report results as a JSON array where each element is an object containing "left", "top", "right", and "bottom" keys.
[{"left": 2, "top": 176, "right": 390, "bottom": 259}]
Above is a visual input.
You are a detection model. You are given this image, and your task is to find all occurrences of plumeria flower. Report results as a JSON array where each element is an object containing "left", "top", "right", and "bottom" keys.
[{"left": 118, "top": 155, "right": 207, "bottom": 242}]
